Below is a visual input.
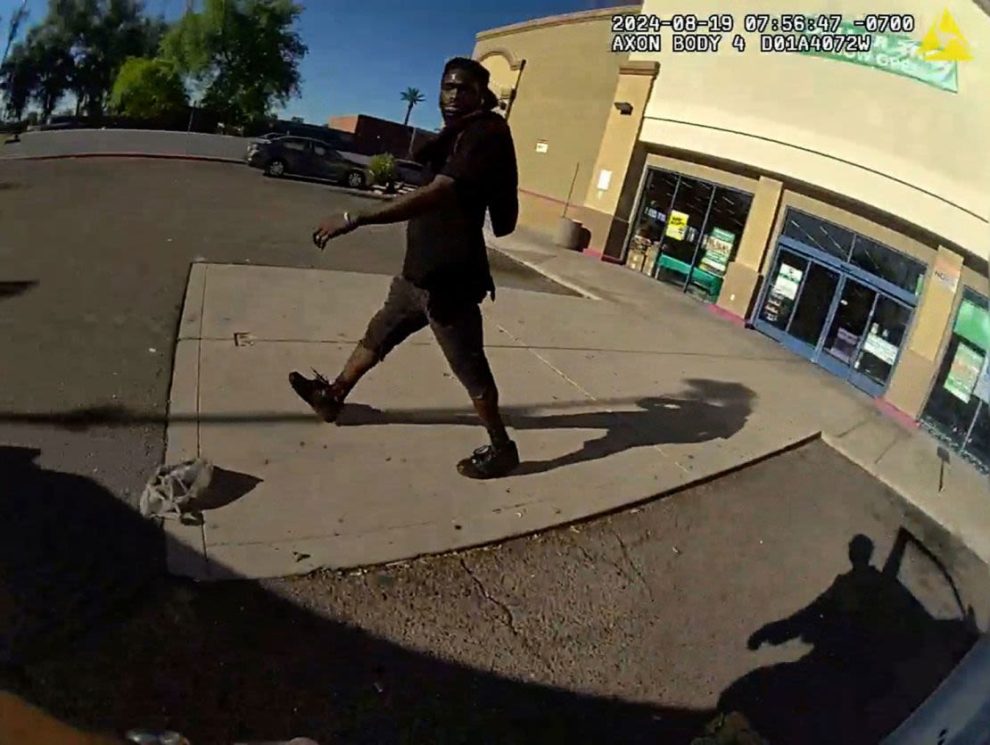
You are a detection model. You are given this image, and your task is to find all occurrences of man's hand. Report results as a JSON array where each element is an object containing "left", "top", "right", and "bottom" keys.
[{"left": 313, "top": 212, "right": 358, "bottom": 249}]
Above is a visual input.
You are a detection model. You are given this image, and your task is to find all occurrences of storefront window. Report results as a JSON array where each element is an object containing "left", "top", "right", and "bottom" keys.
[
  {"left": 687, "top": 188, "right": 753, "bottom": 300},
  {"left": 626, "top": 170, "right": 678, "bottom": 275},
  {"left": 759, "top": 251, "right": 807, "bottom": 332},
  {"left": 921, "top": 289, "right": 990, "bottom": 472},
  {"left": 783, "top": 210, "right": 925, "bottom": 296},
  {"left": 625, "top": 167, "right": 753, "bottom": 303},
  {"left": 849, "top": 237, "right": 926, "bottom": 295},
  {"left": 654, "top": 178, "right": 714, "bottom": 284},
  {"left": 853, "top": 296, "right": 912, "bottom": 386},
  {"left": 782, "top": 210, "right": 854, "bottom": 261},
  {"left": 755, "top": 208, "right": 923, "bottom": 398}
]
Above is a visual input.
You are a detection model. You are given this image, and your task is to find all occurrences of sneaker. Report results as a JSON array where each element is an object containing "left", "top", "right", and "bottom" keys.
[
  {"left": 457, "top": 441, "right": 520, "bottom": 480},
  {"left": 289, "top": 370, "right": 344, "bottom": 423}
]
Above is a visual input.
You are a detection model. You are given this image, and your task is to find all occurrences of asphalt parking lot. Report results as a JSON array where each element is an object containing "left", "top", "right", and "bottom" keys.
[
  {"left": 13, "top": 441, "right": 990, "bottom": 744},
  {"left": 2, "top": 159, "right": 987, "bottom": 744}
]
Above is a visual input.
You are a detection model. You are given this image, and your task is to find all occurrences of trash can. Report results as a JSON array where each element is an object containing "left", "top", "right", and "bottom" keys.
[{"left": 554, "top": 217, "right": 582, "bottom": 250}]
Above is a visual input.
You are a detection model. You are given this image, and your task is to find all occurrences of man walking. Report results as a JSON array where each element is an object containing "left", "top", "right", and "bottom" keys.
[{"left": 290, "top": 57, "right": 521, "bottom": 480}]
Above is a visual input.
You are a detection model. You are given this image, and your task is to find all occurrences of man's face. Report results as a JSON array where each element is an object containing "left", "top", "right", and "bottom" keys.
[{"left": 439, "top": 68, "right": 483, "bottom": 124}]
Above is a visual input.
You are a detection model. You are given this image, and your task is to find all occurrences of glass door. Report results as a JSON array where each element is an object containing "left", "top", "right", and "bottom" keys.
[
  {"left": 755, "top": 250, "right": 840, "bottom": 359},
  {"left": 849, "top": 295, "right": 913, "bottom": 393},
  {"left": 819, "top": 278, "right": 877, "bottom": 377},
  {"left": 818, "top": 277, "right": 912, "bottom": 396}
]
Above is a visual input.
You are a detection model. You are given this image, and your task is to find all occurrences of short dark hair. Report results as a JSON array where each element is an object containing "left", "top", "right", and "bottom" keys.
[{"left": 443, "top": 57, "right": 491, "bottom": 88}]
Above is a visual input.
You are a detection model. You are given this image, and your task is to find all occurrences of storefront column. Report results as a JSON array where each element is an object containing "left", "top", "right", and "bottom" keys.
[
  {"left": 883, "top": 246, "right": 965, "bottom": 420},
  {"left": 714, "top": 177, "right": 782, "bottom": 323},
  {"left": 582, "top": 61, "right": 659, "bottom": 260}
]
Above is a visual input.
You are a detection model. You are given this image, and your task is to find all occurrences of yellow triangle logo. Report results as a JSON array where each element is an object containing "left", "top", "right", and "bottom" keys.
[{"left": 918, "top": 9, "right": 972, "bottom": 61}]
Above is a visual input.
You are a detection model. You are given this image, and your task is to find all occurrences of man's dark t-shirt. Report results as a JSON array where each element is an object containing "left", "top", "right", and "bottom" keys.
[{"left": 403, "top": 112, "right": 518, "bottom": 299}]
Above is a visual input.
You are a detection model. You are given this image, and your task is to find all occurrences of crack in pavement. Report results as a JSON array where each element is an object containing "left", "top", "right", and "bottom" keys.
[
  {"left": 459, "top": 556, "right": 554, "bottom": 674},
  {"left": 572, "top": 533, "right": 638, "bottom": 588},
  {"left": 611, "top": 528, "right": 656, "bottom": 604},
  {"left": 459, "top": 555, "right": 520, "bottom": 634}
]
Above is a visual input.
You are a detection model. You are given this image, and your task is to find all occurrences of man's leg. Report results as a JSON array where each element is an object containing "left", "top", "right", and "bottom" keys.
[
  {"left": 428, "top": 296, "right": 519, "bottom": 479},
  {"left": 290, "top": 277, "right": 428, "bottom": 422}
]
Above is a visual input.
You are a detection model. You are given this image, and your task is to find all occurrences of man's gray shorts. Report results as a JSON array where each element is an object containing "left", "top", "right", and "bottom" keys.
[{"left": 360, "top": 275, "right": 497, "bottom": 399}]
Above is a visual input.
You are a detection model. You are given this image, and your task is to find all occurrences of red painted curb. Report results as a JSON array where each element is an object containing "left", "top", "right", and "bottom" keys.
[
  {"left": 4, "top": 152, "right": 243, "bottom": 164},
  {"left": 707, "top": 303, "right": 748, "bottom": 328},
  {"left": 875, "top": 398, "right": 920, "bottom": 430}
]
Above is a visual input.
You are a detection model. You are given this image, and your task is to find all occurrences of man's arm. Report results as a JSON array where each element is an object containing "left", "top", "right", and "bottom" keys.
[
  {"left": 313, "top": 175, "right": 456, "bottom": 248},
  {"left": 355, "top": 175, "right": 456, "bottom": 226}
]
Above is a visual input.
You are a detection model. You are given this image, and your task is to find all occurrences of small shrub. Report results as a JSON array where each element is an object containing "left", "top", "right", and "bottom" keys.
[{"left": 368, "top": 153, "right": 398, "bottom": 187}]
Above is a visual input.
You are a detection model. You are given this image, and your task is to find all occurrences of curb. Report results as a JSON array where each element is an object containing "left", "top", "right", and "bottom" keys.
[
  {"left": 1, "top": 151, "right": 244, "bottom": 164},
  {"left": 3, "top": 151, "right": 398, "bottom": 201},
  {"left": 484, "top": 235, "right": 604, "bottom": 301},
  {"left": 486, "top": 246, "right": 602, "bottom": 300}
]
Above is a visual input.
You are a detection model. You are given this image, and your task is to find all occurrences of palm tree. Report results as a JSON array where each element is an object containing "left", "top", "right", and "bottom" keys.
[{"left": 400, "top": 86, "right": 424, "bottom": 126}]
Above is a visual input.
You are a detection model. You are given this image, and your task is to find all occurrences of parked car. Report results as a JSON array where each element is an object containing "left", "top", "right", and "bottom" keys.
[
  {"left": 394, "top": 158, "right": 427, "bottom": 187},
  {"left": 246, "top": 136, "right": 370, "bottom": 189}
]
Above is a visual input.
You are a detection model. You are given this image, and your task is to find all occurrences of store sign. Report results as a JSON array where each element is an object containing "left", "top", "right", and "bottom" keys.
[
  {"left": 933, "top": 253, "right": 962, "bottom": 293},
  {"left": 666, "top": 211, "right": 689, "bottom": 240},
  {"left": 944, "top": 342, "right": 983, "bottom": 403},
  {"left": 798, "top": 20, "right": 960, "bottom": 93}
]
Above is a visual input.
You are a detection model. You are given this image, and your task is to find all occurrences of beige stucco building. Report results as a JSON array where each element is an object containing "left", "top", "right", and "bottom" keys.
[{"left": 475, "top": 2, "right": 990, "bottom": 472}]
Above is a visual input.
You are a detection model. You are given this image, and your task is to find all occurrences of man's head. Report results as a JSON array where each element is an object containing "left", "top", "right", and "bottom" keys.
[
  {"left": 848, "top": 534, "right": 875, "bottom": 569},
  {"left": 439, "top": 57, "right": 497, "bottom": 124}
]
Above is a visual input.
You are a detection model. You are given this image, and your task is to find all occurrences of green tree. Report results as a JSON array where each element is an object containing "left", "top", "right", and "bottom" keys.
[
  {"left": 0, "top": 42, "right": 36, "bottom": 119},
  {"left": 45, "top": 0, "right": 166, "bottom": 117},
  {"left": 162, "top": 0, "right": 306, "bottom": 126},
  {"left": 109, "top": 56, "right": 188, "bottom": 118},
  {"left": 400, "top": 86, "right": 424, "bottom": 126},
  {"left": 17, "top": 24, "right": 75, "bottom": 119}
]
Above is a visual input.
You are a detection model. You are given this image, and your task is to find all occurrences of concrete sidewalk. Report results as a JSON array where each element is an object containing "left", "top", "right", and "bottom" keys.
[
  {"left": 164, "top": 257, "right": 990, "bottom": 581},
  {"left": 487, "top": 227, "right": 990, "bottom": 562}
]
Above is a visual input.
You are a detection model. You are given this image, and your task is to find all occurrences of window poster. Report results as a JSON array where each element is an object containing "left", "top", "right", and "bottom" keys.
[
  {"left": 944, "top": 342, "right": 984, "bottom": 403},
  {"left": 666, "top": 211, "right": 689, "bottom": 240},
  {"left": 772, "top": 264, "right": 803, "bottom": 301},
  {"left": 699, "top": 228, "right": 736, "bottom": 277}
]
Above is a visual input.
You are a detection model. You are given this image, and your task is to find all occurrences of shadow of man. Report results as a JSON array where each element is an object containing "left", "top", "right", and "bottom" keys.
[
  {"left": 721, "top": 532, "right": 979, "bottom": 745},
  {"left": 0, "top": 446, "right": 169, "bottom": 669},
  {"left": 341, "top": 379, "right": 756, "bottom": 475},
  {"left": 1, "top": 449, "right": 715, "bottom": 744}
]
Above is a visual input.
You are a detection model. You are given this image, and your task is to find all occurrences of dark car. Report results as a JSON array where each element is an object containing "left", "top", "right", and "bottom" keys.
[
  {"left": 246, "top": 136, "right": 370, "bottom": 189},
  {"left": 394, "top": 159, "right": 427, "bottom": 187}
]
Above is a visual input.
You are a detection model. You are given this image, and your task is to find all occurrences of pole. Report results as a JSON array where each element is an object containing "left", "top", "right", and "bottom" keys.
[{"left": 562, "top": 162, "right": 580, "bottom": 218}]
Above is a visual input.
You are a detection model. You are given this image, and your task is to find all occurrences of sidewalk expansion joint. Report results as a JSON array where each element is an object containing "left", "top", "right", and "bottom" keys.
[{"left": 494, "top": 321, "right": 598, "bottom": 402}]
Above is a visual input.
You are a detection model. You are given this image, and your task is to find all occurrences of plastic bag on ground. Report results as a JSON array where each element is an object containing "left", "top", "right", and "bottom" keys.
[{"left": 139, "top": 458, "right": 213, "bottom": 520}]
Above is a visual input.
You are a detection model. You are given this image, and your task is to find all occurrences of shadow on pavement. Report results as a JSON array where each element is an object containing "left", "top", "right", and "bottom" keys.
[
  {"left": 341, "top": 379, "right": 755, "bottom": 475},
  {"left": 0, "top": 280, "right": 37, "bottom": 301},
  {"left": 0, "top": 380, "right": 754, "bottom": 475},
  {"left": 0, "top": 448, "right": 708, "bottom": 743},
  {"left": 189, "top": 466, "right": 263, "bottom": 512},
  {"left": 1, "top": 440, "right": 981, "bottom": 743},
  {"left": 723, "top": 531, "right": 980, "bottom": 745}
]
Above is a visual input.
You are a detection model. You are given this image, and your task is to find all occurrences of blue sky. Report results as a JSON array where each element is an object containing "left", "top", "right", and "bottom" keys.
[{"left": 7, "top": 0, "right": 622, "bottom": 131}]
